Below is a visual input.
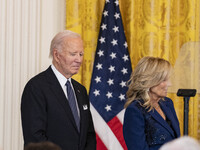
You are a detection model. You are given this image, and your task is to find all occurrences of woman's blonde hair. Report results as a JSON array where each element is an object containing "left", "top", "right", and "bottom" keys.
[{"left": 124, "top": 56, "right": 172, "bottom": 110}]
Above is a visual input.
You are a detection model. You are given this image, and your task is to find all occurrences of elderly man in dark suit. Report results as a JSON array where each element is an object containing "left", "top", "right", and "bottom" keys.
[{"left": 21, "top": 30, "right": 96, "bottom": 150}]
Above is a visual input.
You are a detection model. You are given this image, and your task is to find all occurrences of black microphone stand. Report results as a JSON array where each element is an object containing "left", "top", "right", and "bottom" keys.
[{"left": 177, "top": 89, "right": 196, "bottom": 135}]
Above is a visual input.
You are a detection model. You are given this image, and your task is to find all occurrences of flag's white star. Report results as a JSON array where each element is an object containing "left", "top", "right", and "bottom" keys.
[
  {"left": 110, "top": 52, "right": 117, "bottom": 59},
  {"left": 97, "top": 50, "right": 104, "bottom": 57},
  {"left": 103, "top": 10, "right": 108, "bottom": 17},
  {"left": 101, "top": 23, "right": 107, "bottom": 30},
  {"left": 121, "top": 67, "right": 128, "bottom": 75},
  {"left": 95, "top": 76, "right": 101, "bottom": 83},
  {"left": 112, "top": 26, "right": 119, "bottom": 33},
  {"left": 114, "top": 12, "right": 120, "bottom": 19},
  {"left": 107, "top": 78, "right": 114, "bottom": 86},
  {"left": 105, "top": 0, "right": 110, "bottom": 3},
  {"left": 93, "top": 89, "right": 100, "bottom": 96},
  {"left": 108, "top": 65, "right": 115, "bottom": 72},
  {"left": 122, "top": 54, "right": 129, "bottom": 62},
  {"left": 120, "top": 81, "right": 126, "bottom": 88},
  {"left": 111, "top": 39, "right": 118, "bottom": 46},
  {"left": 106, "top": 91, "right": 113, "bottom": 99},
  {"left": 124, "top": 42, "right": 128, "bottom": 48},
  {"left": 119, "top": 94, "right": 125, "bottom": 101},
  {"left": 99, "top": 37, "right": 105, "bottom": 43},
  {"left": 114, "top": 0, "right": 119, "bottom": 6},
  {"left": 96, "top": 63, "right": 103, "bottom": 70},
  {"left": 105, "top": 105, "right": 112, "bottom": 112}
]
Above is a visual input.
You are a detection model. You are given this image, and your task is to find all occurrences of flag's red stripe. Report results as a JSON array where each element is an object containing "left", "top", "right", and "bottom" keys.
[
  {"left": 107, "top": 116, "right": 128, "bottom": 150},
  {"left": 96, "top": 133, "right": 108, "bottom": 150}
]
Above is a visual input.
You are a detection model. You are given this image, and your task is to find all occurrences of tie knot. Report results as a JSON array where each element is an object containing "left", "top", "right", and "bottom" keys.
[
  {"left": 66, "top": 80, "right": 71, "bottom": 86},
  {"left": 66, "top": 80, "right": 72, "bottom": 92}
]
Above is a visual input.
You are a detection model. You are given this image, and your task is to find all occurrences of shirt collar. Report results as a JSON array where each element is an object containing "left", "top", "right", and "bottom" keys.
[{"left": 51, "top": 64, "right": 72, "bottom": 87}]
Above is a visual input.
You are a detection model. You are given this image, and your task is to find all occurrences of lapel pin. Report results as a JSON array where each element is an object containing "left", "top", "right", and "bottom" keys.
[{"left": 83, "top": 105, "right": 88, "bottom": 110}]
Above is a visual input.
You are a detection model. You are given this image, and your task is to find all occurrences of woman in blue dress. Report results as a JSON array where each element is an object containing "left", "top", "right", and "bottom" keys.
[{"left": 123, "top": 56, "right": 180, "bottom": 150}]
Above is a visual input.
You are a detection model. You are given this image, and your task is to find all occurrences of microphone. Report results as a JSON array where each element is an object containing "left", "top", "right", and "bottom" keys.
[
  {"left": 177, "top": 89, "right": 196, "bottom": 135},
  {"left": 177, "top": 89, "right": 196, "bottom": 97}
]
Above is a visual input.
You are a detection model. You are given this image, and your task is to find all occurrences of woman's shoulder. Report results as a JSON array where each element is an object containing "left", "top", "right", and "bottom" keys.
[
  {"left": 164, "top": 97, "right": 173, "bottom": 102},
  {"left": 126, "top": 99, "right": 146, "bottom": 112},
  {"left": 127, "top": 99, "right": 143, "bottom": 106},
  {"left": 164, "top": 96, "right": 172, "bottom": 101},
  {"left": 162, "top": 97, "right": 174, "bottom": 107},
  {"left": 124, "top": 99, "right": 147, "bottom": 119}
]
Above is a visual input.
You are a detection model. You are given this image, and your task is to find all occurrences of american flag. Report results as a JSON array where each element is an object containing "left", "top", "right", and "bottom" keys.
[{"left": 89, "top": 0, "right": 132, "bottom": 149}]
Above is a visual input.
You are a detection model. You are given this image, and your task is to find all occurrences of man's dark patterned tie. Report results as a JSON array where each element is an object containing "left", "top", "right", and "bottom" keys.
[{"left": 66, "top": 80, "right": 80, "bottom": 132}]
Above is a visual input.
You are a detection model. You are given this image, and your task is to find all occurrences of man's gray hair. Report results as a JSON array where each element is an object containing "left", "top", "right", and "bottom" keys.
[
  {"left": 159, "top": 136, "right": 200, "bottom": 150},
  {"left": 49, "top": 30, "right": 81, "bottom": 57}
]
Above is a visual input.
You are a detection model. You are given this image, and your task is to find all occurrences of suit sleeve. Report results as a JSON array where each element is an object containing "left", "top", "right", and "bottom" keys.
[
  {"left": 21, "top": 80, "right": 47, "bottom": 145},
  {"left": 123, "top": 103, "right": 149, "bottom": 150}
]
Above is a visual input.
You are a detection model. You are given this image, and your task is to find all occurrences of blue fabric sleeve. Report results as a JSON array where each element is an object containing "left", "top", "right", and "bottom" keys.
[{"left": 123, "top": 102, "right": 149, "bottom": 150}]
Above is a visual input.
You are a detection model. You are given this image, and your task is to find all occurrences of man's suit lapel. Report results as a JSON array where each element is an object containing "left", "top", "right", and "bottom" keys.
[
  {"left": 45, "top": 66, "right": 79, "bottom": 132},
  {"left": 148, "top": 103, "right": 175, "bottom": 137},
  {"left": 71, "top": 79, "right": 88, "bottom": 134}
]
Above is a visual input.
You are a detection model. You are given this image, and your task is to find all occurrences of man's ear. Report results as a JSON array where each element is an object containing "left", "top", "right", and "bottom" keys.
[{"left": 53, "top": 49, "right": 60, "bottom": 62}]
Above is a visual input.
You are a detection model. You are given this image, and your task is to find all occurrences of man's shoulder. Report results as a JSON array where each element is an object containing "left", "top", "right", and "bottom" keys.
[
  {"left": 25, "top": 66, "right": 52, "bottom": 86},
  {"left": 71, "top": 78, "right": 87, "bottom": 93},
  {"left": 71, "top": 78, "right": 84, "bottom": 87}
]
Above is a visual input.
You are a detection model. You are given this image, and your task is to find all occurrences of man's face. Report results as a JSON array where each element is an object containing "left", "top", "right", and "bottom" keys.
[{"left": 54, "top": 37, "right": 84, "bottom": 78}]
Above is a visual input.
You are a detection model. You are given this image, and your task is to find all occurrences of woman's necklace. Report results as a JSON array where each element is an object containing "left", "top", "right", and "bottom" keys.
[{"left": 154, "top": 104, "right": 166, "bottom": 120}]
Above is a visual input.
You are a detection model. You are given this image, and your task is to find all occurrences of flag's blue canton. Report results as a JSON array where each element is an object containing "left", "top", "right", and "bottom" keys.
[{"left": 89, "top": 0, "right": 132, "bottom": 122}]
